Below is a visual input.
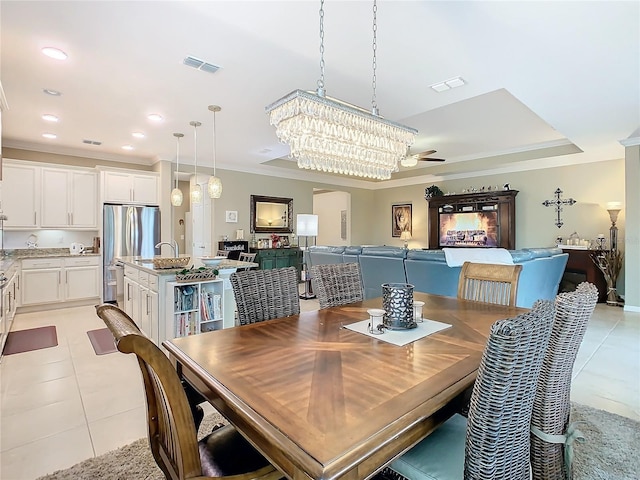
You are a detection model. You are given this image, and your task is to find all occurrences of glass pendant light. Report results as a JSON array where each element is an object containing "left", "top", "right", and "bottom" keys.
[
  {"left": 189, "top": 121, "right": 202, "bottom": 204},
  {"left": 170, "top": 132, "right": 184, "bottom": 206},
  {"left": 207, "top": 105, "right": 223, "bottom": 199}
]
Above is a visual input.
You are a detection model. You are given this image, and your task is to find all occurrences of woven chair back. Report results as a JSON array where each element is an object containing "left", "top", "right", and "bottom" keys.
[
  {"left": 464, "top": 299, "right": 555, "bottom": 479},
  {"left": 95, "top": 304, "right": 202, "bottom": 480},
  {"left": 231, "top": 266, "right": 300, "bottom": 325},
  {"left": 457, "top": 262, "right": 523, "bottom": 306},
  {"left": 531, "top": 282, "right": 598, "bottom": 480},
  {"left": 311, "top": 262, "right": 364, "bottom": 309}
]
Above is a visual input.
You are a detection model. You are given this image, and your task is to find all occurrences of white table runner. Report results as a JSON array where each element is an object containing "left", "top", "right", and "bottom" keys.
[{"left": 344, "top": 318, "right": 452, "bottom": 346}]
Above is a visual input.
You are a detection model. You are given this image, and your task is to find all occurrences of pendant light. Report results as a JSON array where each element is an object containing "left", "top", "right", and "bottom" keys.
[
  {"left": 207, "top": 105, "right": 223, "bottom": 198},
  {"left": 189, "top": 120, "right": 202, "bottom": 204},
  {"left": 170, "top": 132, "right": 184, "bottom": 206}
]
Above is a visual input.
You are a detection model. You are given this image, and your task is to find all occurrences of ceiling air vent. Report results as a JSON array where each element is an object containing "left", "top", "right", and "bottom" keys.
[
  {"left": 83, "top": 139, "right": 102, "bottom": 146},
  {"left": 183, "top": 56, "right": 220, "bottom": 74}
]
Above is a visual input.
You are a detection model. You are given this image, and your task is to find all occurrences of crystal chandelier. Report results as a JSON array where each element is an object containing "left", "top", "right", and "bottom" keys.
[
  {"left": 170, "top": 132, "right": 184, "bottom": 206},
  {"left": 207, "top": 105, "right": 222, "bottom": 198},
  {"left": 265, "top": 0, "right": 416, "bottom": 181},
  {"left": 189, "top": 120, "right": 202, "bottom": 204}
]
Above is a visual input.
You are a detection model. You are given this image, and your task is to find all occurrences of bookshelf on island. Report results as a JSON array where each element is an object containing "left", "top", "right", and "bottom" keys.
[{"left": 165, "top": 278, "right": 226, "bottom": 339}]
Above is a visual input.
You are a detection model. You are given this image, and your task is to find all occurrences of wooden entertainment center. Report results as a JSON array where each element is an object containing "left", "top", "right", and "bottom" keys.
[{"left": 427, "top": 190, "right": 518, "bottom": 250}]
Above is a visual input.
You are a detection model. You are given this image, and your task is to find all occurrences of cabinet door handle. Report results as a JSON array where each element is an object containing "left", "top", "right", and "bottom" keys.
[
  {"left": 58, "top": 271, "right": 61, "bottom": 284},
  {"left": 34, "top": 212, "right": 37, "bottom": 224},
  {"left": 146, "top": 295, "right": 150, "bottom": 315},
  {"left": 66, "top": 271, "right": 69, "bottom": 284},
  {"left": 70, "top": 212, "right": 73, "bottom": 225},
  {"left": 127, "top": 284, "right": 131, "bottom": 301}
]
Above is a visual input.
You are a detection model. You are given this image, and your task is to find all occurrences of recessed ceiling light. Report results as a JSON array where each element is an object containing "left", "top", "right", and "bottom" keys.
[
  {"left": 430, "top": 82, "right": 449, "bottom": 93},
  {"left": 41, "top": 47, "right": 68, "bottom": 60},
  {"left": 122, "top": 145, "right": 134, "bottom": 151},
  {"left": 42, "top": 114, "right": 59, "bottom": 122},
  {"left": 43, "top": 88, "right": 62, "bottom": 96},
  {"left": 42, "top": 133, "right": 57, "bottom": 139},
  {"left": 132, "top": 132, "right": 145, "bottom": 139},
  {"left": 445, "top": 77, "right": 466, "bottom": 88},
  {"left": 147, "top": 114, "right": 163, "bottom": 122}
]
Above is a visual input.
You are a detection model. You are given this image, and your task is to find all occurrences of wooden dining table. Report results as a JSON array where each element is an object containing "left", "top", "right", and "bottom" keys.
[{"left": 163, "top": 292, "right": 526, "bottom": 480}]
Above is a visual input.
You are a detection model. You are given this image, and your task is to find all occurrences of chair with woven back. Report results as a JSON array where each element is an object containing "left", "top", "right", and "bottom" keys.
[
  {"left": 457, "top": 261, "right": 523, "bottom": 306},
  {"left": 230, "top": 266, "right": 300, "bottom": 325},
  {"left": 95, "top": 303, "right": 281, "bottom": 480},
  {"left": 310, "top": 262, "right": 363, "bottom": 309},
  {"left": 385, "top": 299, "right": 556, "bottom": 480},
  {"left": 531, "top": 282, "right": 598, "bottom": 480}
]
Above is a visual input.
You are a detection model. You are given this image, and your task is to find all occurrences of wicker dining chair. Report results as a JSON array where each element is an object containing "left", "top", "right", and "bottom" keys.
[
  {"left": 531, "top": 282, "right": 598, "bottom": 480},
  {"left": 231, "top": 266, "right": 300, "bottom": 325},
  {"left": 457, "top": 261, "right": 523, "bottom": 306},
  {"left": 385, "top": 299, "right": 555, "bottom": 480},
  {"left": 311, "top": 262, "right": 363, "bottom": 309},
  {"left": 95, "top": 304, "right": 281, "bottom": 480}
]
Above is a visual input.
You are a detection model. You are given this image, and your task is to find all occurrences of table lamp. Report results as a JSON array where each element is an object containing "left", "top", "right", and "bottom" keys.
[
  {"left": 606, "top": 202, "right": 622, "bottom": 251},
  {"left": 400, "top": 230, "right": 411, "bottom": 249}
]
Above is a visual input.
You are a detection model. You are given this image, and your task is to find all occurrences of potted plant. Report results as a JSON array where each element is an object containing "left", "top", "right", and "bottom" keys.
[
  {"left": 424, "top": 184, "right": 444, "bottom": 199},
  {"left": 591, "top": 249, "right": 624, "bottom": 306}
]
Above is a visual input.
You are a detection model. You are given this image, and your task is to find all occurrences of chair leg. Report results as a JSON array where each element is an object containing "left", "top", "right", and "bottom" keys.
[{"left": 181, "top": 380, "right": 207, "bottom": 431}]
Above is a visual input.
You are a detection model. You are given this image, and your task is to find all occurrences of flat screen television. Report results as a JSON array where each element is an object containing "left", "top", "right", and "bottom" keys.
[{"left": 439, "top": 211, "right": 499, "bottom": 248}]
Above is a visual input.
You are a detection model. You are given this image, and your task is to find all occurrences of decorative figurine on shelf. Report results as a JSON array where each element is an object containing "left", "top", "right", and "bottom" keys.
[
  {"left": 595, "top": 234, "right": 606, "bottom": 250},
  {"left": 270, "top": 233, "right": 281, "bottom": 248},
  {"left": 503, "top": 183, "right": 510, "bottom": 191}
]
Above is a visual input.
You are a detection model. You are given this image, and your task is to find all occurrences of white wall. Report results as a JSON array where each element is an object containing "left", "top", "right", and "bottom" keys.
[{"left": 314, "top": 191, "right": 351, "bottom": 246}]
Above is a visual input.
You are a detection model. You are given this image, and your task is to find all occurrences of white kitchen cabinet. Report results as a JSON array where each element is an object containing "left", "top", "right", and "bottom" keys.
[
  {"left": 21, "top": 256, "right": 99, "bottom": 306},
  {"left": 2, "top": 164, "right": 39, "bottom": 228},
  {"left": 123, "top": 265, "right": 159, "bottom": 342},
  {"left": 21, "top": 258, "right": 63, "bottom": 305},
  {"left": 0, "top": 262, "right": 21, "bottom": 356},
  {"left": 64, "top": 256, "right": 100, "bottom": 300},
  {"left": 41, "top": 168, "right": 98, "bottom": 228},
  {"left": 102, "top": 170, "right": 159, "bottom": 205}
]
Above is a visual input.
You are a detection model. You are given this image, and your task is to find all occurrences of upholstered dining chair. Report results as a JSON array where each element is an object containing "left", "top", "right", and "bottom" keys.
[
  {"left": 457, "top": 261, "right": 523, "bottom": 306},
  {"left": 231, "top": 266, "right": 300, "bottom": 325},
  {"left": 531, "top": 282, "right": 598, "bottom": 480},
  {"left": 385, "top": 299, "right": 556, "bottom": 480},
  {"left": 310, "top": 262, "right": 363, "bottom": 309},
  {"left": 95, "top": 304, "right": 281, "bottom": 480}
]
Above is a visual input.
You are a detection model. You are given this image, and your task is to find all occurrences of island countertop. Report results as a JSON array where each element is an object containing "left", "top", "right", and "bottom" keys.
[{"left": 116, "top": 256, "right": 258, "bottom": 275}]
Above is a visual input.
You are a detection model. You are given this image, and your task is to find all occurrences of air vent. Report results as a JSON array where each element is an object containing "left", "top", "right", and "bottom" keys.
[
  {"left": 183, "top": 56, "right": 220, "bottom": 74},
  {"left": 83, "top": 139, "right": 102, "bottom": 145}
]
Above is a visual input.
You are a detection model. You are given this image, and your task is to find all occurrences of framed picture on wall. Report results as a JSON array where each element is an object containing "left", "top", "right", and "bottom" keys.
[
  {"left": 225, "top": 210, "right": 238, "bottom": 223},
  {"left": 392, "top": 203, "right": 412, "bottom": 237}
]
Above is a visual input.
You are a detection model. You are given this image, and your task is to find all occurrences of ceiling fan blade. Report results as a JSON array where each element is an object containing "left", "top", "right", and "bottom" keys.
[
  {"left": 413, "top": 149, "right": 437, "bottom": 157},
  {"left": 417, "top": 157, "right": 446, "bottom": 162}
]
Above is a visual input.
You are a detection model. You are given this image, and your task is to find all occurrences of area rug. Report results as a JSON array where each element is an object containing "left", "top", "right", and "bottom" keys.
[
  {"left": 3, "top": 325, "right": 57, "bottom": 355},
  {"left": 36, "top": 403, "right": 639, "bottom": 480},
  {"left": 87, "top": 328, "right": 117, "bottom": 355}
]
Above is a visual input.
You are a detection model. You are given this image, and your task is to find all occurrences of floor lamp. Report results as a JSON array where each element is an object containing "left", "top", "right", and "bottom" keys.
[
  {"left": 606, "top": 201, "right": 622, "bottom": 251},
  {"left": 297, "top": 214, "right": 318, "bottom": 300}
]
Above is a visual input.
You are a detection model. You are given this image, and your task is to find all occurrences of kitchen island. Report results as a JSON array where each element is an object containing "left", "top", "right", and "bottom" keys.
[{"left": 117, "top": 256, "right": 257, "bottom": 346}]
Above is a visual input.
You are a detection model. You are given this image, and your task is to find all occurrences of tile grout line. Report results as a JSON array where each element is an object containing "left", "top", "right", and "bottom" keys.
[{"left": 572, "top": 315, "right": 621, "bottom": 380}]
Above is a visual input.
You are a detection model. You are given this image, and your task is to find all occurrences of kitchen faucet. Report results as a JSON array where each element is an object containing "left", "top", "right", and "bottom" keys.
[{"left": 155, "top": 240, "right": 179, "bottom": 258}]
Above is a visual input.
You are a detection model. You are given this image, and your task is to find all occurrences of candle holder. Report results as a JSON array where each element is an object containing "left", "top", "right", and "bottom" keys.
[{"left": 367, "top": 309, "right": 385, "bottom": 335}]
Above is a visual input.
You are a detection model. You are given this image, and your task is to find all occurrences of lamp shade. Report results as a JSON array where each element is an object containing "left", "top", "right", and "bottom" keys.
[
  {"left": 297, "top": 214, "right": 318, "bottom": 236},
  {"left": 400, "top": 231, "right": 412, "bottom": 241}
]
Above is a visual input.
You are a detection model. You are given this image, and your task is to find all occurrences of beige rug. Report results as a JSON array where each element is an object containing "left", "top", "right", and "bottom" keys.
[{"left": 37, "top": 403, "right": 639, "bottom": 480}]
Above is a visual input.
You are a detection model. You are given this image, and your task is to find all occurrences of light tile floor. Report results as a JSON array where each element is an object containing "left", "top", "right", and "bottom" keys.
[{"left": 1, "top": 301, "right": 638, "bottom": 479}]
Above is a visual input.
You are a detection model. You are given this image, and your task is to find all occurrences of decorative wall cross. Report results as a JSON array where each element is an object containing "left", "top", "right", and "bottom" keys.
[{"left": 542, "top": 187, "right": 576, "bottom": 228}]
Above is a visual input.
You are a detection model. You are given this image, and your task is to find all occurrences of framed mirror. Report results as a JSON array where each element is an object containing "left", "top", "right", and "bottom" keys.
[{"left": 250, "top": 195, "right": 293, "bottom": 233}]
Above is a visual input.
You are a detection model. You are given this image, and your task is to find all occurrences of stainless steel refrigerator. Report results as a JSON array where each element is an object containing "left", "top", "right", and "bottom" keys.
[{"left": 103, "top": 204, "right": 160, "bottom": 305}]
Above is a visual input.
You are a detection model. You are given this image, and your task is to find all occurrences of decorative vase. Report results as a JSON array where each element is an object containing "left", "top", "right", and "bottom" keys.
[
  {"left": 382, "top": 283, "right": 416, "bottom": 330},
  {"left": 606, "top": 286, "right": 618, "bottom": 306}
]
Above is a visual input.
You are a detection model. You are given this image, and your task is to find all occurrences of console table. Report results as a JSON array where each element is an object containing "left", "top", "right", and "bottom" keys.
[
  {"left": 560, "top": 248, "right": 607, "bottom": 303},
  {"left": 249, "top": 247, "right": 302, "bottom": 279}
]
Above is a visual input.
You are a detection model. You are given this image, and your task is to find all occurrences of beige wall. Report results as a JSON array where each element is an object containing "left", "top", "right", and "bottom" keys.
[{"left": 314, "top": 191, "right": 351, "bottom": 246}]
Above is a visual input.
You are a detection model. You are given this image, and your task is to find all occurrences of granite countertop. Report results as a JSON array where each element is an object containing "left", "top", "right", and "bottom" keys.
[
  {"left": 117, "top": 256, "right": 258, "bottom": 275},
  {"left": 0, "top": 248, "right": 101, "bottom": 273}
]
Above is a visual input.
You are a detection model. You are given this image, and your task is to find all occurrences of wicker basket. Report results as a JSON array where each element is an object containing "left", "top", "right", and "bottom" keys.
[
  {"left": 175, "top": 269, "right": 216, "bottom": 283},
  {"left": 153, "top": 256, "right": 191, "bottom": 269}
]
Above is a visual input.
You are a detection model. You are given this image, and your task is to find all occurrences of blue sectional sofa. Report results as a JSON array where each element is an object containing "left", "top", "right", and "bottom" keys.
[{"left": 306, "top": 246, "right": 568, "bottom": 308}]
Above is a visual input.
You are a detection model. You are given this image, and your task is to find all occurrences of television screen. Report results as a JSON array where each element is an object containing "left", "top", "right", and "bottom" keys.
[{"left": 439, "top": 211, "right": 499, "bottom": 247}]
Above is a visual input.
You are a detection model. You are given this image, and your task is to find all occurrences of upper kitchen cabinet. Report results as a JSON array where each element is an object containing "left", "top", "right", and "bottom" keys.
[
  {"left": 102, "top": 170, "right": 159, "bottom": 205},
  {"left": 2, "top": 163, "right": 39, "bottom": 228},
  {"left": 41, "top": 168, "right": 98, "bottom": 228}
]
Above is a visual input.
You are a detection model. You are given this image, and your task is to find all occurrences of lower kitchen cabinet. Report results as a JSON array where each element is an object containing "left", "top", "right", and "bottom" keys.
[
  {"left": 21, "top": 256, "right": 100, "bottom": 306},
  {"left": 123, "top": 264, "right": 159, "bottom": 342}
]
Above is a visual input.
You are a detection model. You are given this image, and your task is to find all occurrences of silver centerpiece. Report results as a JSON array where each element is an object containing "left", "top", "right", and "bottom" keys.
[{"left": 382, "top": 283, "right": 416, "bottom": 330}]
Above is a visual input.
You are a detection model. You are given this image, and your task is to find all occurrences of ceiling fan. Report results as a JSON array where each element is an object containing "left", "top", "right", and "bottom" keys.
[{"left": 400, "top": 149, "right": 446, "bottom": 167}]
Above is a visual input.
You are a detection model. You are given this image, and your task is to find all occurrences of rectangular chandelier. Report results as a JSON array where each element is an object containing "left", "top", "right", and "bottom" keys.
[{"left": 265, "top": 89, "right": 417, "bottom": 180}]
